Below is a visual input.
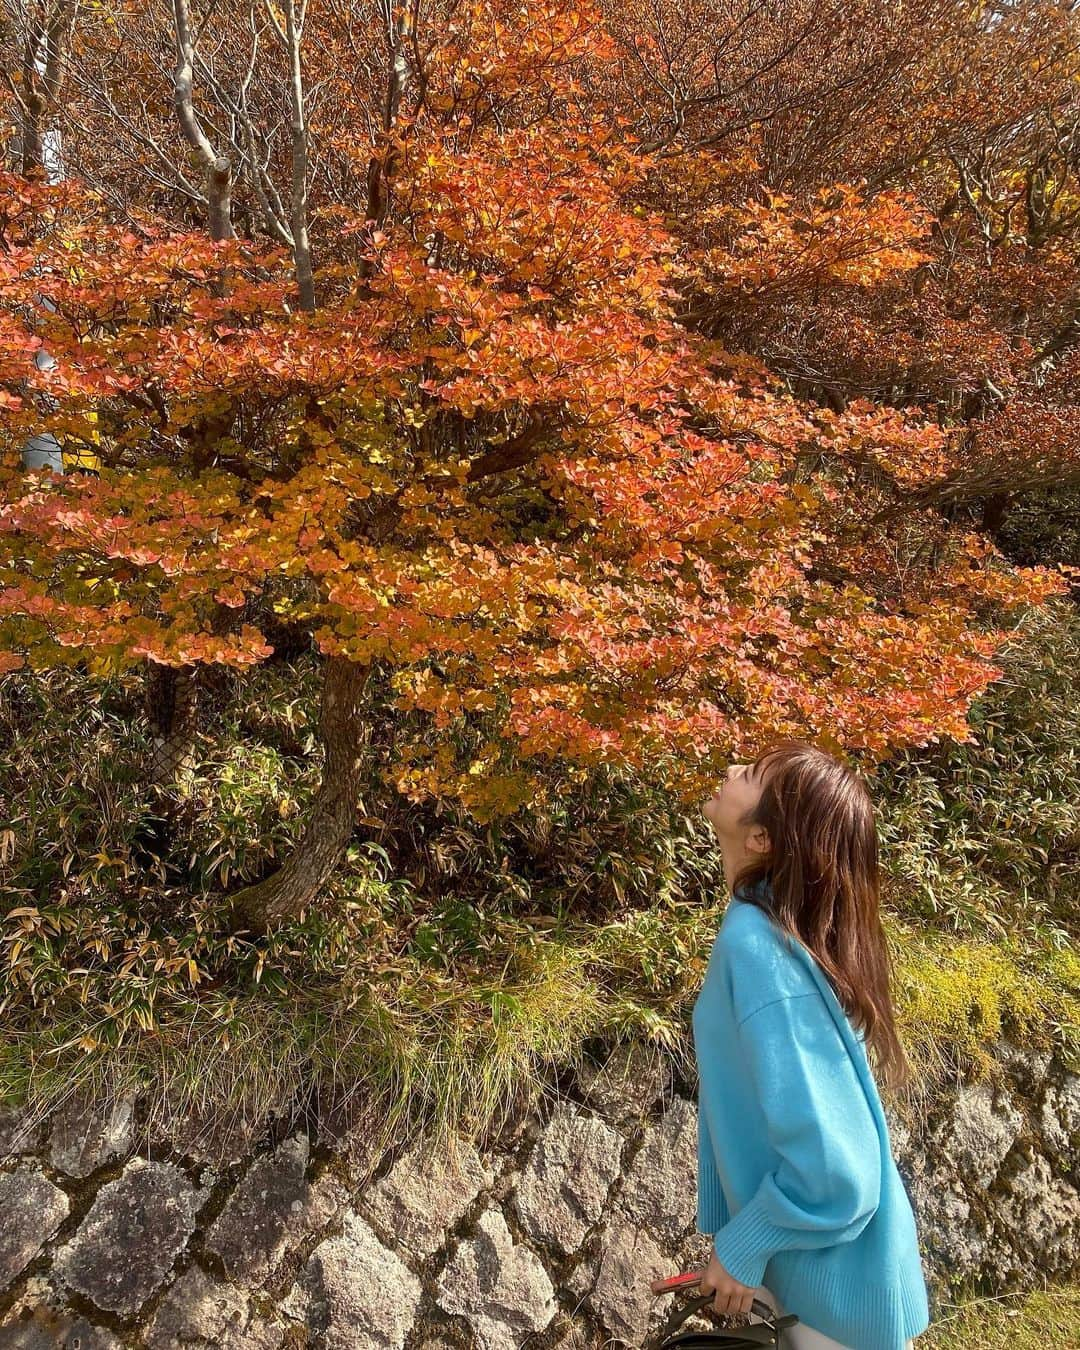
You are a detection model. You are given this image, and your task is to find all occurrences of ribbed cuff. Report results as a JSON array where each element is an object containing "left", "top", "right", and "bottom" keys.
[{"left": 709, "top": 1195, "right": 786, "bottom": 1288}]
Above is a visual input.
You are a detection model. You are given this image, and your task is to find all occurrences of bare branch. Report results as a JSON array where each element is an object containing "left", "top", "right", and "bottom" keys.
[
  {"left": 172, "top": 0, "right": 219, "bottom": 164},
  {"left": 172, "top": 0, "right": 234, "bottom": 240}
]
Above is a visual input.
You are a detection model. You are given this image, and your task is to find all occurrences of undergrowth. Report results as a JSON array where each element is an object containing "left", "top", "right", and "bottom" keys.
[{"left": 1, "top": 600, "right": 1078, "bottom": 1149}]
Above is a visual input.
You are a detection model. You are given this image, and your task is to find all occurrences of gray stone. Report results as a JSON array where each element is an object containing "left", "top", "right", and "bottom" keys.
[
  {"left": 674, "top": 1229, "right": 713, "bottom": 1273},
  {"left": 591, "top": 1220, "right": 670, "bottom": 1345},
  {"left": 613, "top": 1096, "right": 698, "bottom": 1244},
  {"left": 159, "top": 1107, "right": 260, "bottom": 1170},
  {"left": 47, "top": 1094, "right": 134, "bottom": 1180},
  {"left": 992, "top": 1037, "right": 1054, "bottom": 1096},
  {"left": 0, "top": 1167, "right": 69, "bottom": 1291},
  {"left": 939, "top": 1081, "right": 1023, "bottom": 1189},
  {"left": 512, "top": 1103, "right": 623, "bottom": 1255},
  {"left": 435, "top": 1207, "right": 556, "bottom": 1350},
  {"left": 883, "top": 1103, "right": 913, "bottom": 1160},
  {"left": 906, "top": 1165, "right": 989, "bottom": 1276},
  {"left": 145, "top": 1264, "right": 283, "bottom": 1349},
  {"left": 204, "top": 1134, "right": 346, "bottom": 1283},
  {"left": 0, "top": 1106, "right": 45, "bottom": 1160},
  {"left": 996, "top": 1155, "right": 1080, "bottom": 1276},
  {"left": 292, "top": 1211, "right": 421, "bottom": 1350},
  {"left": 564, "top": 1246, "right": 601, "bottom": 1304},
  {"left": 360, "top": 1134, "right": 493, "bottom": 1261},
  {"left": 1040, "top": 1072, "right": 1080, "bottom": 1176},
  {"left": 576, "top": 1042, "right": 672, "bottom": 1127},
  {"left": 0, "top": 1307, "right": 120, "bottom": 1349},
  {"left": 314, "top": 1102, "right": 393, "bottom": 1184},
  {"left": 54, "top": 1158, "right": 203, "bottom": 1315}
]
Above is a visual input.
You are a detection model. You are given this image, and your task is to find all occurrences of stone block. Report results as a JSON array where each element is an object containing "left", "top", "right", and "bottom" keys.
[
  {"left": 906, "top": 1164, "right": 989, "bottom": 1277},
  {"left": 47, "top": 1094, "right": 135, "bottom": 1180},
  {"left": 145, "top": 1264, "right": 283, "bottom": 1349},
  {"left": 938, "top": 1081, "right": 1023, "bottom": 1190},
  {"left": 0, "top": 1167, "right": 69, "bottom": 1292},
  {"left": 0, "top": 1307, "right": 119, "bottom": 1349},
  {"left": 997, "top": 1154, "right": 1080, "bottom": 1276},
  {"left": 511, "top": 1103, "right": 623, "bottom": 1255},
  {"left": 205, "top": 1134, "right": 346, "bottom": 1283},
  {"left": 612, "top": 1096, "right": 698, "bottom": 1244},
  {"left": 290, "top": 1211, "right": 422, "bottom": 1350},
  {"left": 435, "top": 1207, "right": 556, "bottom": 1350},
  {"left": 359, "top": 1134, "right": 492, "bottom": 1262},
  {"left": 159, "top": 1107, "right": 260, "bottom": 1170},
  {"left": 590, "top": 1221, "right": 669, "bottom": 1346},
  {"left": 1040, "top": 1072, "right": 1080, "bottom": 1177},
  {"left": 54, "top": 1158, "right": 203, "bottom": 1315},
  {"left": 0, "top": 1107, "right": 44, "bottom": 1160},
  {"left": 576, "top": 1042, "right": 672, "bottom": 1127}
]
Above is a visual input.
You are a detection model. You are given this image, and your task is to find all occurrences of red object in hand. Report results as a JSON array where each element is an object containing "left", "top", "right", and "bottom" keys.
[{"left": 650, "top": 1270, "right": 703, "bottom": 1295}]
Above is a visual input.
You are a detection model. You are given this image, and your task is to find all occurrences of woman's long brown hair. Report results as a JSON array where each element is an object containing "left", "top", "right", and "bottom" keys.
[{"left": 730, "top": 738, "right": 912, "bottom": 1094}]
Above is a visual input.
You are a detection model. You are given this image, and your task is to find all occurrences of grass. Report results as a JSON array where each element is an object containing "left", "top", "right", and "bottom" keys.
[
  {"left": 0, "top": 890, "right": 1073, "bottom": 1169},
  {"left": 887, "top": 917, "right": 1079, "bottom": 1093},
  {"left": 0, "top": 906, "right": 689, "bottom": 1165},
  {"left": 923, "top": 1282, "right": 1080, "bottom": 1349}
]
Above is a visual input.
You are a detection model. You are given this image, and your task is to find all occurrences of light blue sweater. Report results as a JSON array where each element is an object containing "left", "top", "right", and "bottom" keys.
[{"left": 693, "top": 881, "right": 931, "bottom": 1350}]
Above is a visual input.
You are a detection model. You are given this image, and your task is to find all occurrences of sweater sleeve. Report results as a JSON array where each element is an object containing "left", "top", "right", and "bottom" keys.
[
  {"left": 709, "top": 991, "right": 881, "bottom": 1289},
  {"left": 697, "top": 1102, "right": 730, "bottom": 1235}
]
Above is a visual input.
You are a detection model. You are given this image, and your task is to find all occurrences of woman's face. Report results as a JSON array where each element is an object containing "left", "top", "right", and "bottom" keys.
[{"left": 702, "top": 759, "right": 767, "bottom": 843}]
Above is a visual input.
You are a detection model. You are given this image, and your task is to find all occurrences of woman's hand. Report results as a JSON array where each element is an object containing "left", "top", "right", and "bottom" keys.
[{"left": 699, "top": 1247, "right": 758, "bottom": 1318}]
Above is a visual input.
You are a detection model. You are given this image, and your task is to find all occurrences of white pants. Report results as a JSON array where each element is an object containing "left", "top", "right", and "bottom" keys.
[{"left": 750, "top": 1284, "right": 915, "bottom": 1350}]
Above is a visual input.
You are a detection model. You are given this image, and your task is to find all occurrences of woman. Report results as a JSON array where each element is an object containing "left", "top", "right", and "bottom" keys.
[{"left": 688, "top": 739, "right": 930, "bottom": 1350}]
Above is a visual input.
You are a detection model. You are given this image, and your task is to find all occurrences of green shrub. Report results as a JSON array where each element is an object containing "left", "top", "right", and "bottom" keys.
[{"left": 875, "top": 598, "right": 1080, "bottom": 948}]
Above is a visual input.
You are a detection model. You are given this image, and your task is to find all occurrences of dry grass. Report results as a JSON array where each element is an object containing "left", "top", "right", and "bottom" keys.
[{"left": 923, "top": 1283, "right": 1080, "bottom": 1349}]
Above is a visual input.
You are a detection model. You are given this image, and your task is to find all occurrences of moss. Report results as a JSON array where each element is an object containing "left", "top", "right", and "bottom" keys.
[{"left": 886, "top": 918, "right": 1078, "bottom": 1084}]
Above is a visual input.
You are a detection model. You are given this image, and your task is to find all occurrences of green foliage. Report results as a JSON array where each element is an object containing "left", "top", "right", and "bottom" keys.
[
  {"left": 183, "top": 669, "right": 322, "bottom": 891},
  {"left": 875, "top": 598, "right": 1080, "bottom": 949},
  {"left": 1, "top": 596, "right": 1079, "bottom": 1139}
]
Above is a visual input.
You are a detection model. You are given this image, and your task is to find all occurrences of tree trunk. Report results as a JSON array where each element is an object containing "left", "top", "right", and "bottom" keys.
[
  {"left": 18, "top": 2, "right": 78, "bottom": 177},
  {"left": 981, "top": 491, "right": 1011, "bottom": 539},
  {"left": 146, "top": 0, "right": 235, "bottom": 797},
  {"left": 207, "top": 155, "right": 234, "bottom": 244},
  {"left": 282, "top": 0, "right": 315, "bottom": 309},
  {"left": 146, "top": 662, "right": 200, "bottom": 786},
  {"left": 226, "top": 2, "right": 403, "bottom": 930},
  {"left": 228, "top": 654, "right": 372, "bottom": 931}
]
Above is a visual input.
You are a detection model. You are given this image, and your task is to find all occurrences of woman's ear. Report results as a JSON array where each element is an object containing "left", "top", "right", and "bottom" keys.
[{"left": 747, "top": 825, "right": 771, "bottom": 857}]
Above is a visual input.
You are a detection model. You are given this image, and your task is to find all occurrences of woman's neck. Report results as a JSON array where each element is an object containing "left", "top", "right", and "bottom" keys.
[{"left": 721, "top": 843, "right": 758, "bottom": 896}]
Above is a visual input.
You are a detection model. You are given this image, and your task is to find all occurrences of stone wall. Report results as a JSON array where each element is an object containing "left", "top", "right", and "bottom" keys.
[{"left": 0, "top": 1034, "right": 1077, "bottom": 1349}]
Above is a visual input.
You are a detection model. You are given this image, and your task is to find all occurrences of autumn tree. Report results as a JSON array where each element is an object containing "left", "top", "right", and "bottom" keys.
[
  {"left": 0, "top": 0, "right": 1075, "bottom": 931},
  {"left": 596, "top": 0, "right": 1080, "bottom": 516}
]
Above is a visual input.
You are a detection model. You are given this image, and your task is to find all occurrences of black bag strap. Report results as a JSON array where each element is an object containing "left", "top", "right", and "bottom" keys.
[{"left": 652, "top": 1291, "right": 800, "bottom": 1349}]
